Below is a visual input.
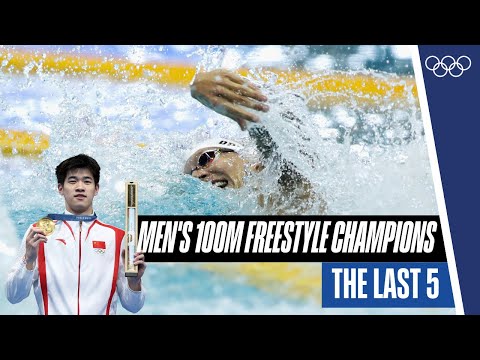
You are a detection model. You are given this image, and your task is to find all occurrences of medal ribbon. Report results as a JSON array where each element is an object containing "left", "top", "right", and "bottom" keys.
[{"left": 47, "top": 213, "right": 97, "bottom": 222}]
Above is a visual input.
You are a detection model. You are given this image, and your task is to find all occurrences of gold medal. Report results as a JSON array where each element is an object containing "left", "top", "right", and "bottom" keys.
[{"left": 35, "top": 217, "right": 55, "bottom": 236}]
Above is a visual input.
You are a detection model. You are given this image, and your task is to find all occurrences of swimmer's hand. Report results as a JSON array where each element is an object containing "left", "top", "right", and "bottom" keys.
[{"left": 190, "top": 69, "right": 269, "bottom": 131}]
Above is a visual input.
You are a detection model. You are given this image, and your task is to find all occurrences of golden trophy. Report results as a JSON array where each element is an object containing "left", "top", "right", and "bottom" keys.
[{"left": 125, "top": 181, "right": 138, "bottom": 277}]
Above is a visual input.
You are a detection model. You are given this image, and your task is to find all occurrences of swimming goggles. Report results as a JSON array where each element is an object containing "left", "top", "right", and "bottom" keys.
[{"left": 191, "top": 149, "right": 234, "bottom": 174}]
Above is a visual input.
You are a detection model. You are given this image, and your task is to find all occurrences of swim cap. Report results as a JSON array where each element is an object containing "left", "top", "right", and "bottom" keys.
[{"left": 184, "top": 138, "right": 244, "bottom": 161}]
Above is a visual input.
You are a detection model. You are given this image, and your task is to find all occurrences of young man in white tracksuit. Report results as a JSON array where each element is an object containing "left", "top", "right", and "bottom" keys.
[{"left": 5, "top": 154, "right": 146, "bottom": 315}]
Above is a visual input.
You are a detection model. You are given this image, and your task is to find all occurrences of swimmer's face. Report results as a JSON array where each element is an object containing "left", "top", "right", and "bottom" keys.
[
  {"left": 184, "top": 148, "right": 246, "bottom": 189},
  {"left": 58, "top": 168, "right": 98, "bottom": 215}
]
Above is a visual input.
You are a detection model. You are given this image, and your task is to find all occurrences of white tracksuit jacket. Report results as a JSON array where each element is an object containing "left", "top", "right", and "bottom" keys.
[{"left": 5, "top": 216, "right": 145, "bottom": 315}]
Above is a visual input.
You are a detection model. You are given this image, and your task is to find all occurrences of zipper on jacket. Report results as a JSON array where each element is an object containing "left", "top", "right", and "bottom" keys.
[{"left": 77, "top": 221, "right": 83, "bottom": 315}]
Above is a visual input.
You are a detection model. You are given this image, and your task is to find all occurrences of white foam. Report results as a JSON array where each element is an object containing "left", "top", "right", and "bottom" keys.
[{"left": 0, "top": 206, "right": 17, "bottom": 259}]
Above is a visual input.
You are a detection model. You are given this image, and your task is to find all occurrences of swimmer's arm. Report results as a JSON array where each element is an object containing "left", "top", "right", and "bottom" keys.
[
  {"left": 248, "top": 126, "right": 327, "bottom": 215},
  {"left": 5, "top": 227, "right": 36, "bottom": 304},
  {"left": 247, "top": 125, "right": 278, "bottom": 161}
]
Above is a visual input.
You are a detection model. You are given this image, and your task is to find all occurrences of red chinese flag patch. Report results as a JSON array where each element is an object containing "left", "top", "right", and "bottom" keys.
[{"left": 92, "top": 241, "right": 106, "bottom": 249}]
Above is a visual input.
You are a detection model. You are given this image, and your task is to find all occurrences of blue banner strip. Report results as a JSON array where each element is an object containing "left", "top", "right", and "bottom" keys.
[{"left": 418, "top": 45, "right": 480, "bottom": 314}]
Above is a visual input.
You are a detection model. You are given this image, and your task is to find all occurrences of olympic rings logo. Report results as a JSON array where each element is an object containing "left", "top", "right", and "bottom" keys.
[{"left": 425, "top": 55, "right": 471, "bottom": 78}]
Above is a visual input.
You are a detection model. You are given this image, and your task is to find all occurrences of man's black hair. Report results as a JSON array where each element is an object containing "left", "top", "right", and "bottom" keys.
[{"left": 56, "top": 154, "right": 101, "bottom": 185}]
